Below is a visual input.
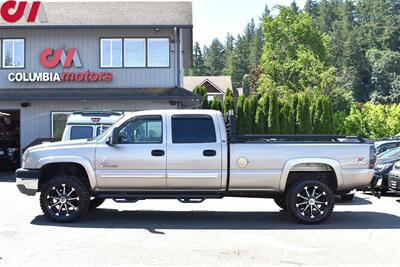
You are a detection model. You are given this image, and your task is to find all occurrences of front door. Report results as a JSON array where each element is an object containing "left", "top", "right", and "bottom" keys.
[
  {"left": 95, "top": 115, "right": 166, "bottom": 190},
  {"left": 166, "top": 114, "right": 223, "bottom": 190}
]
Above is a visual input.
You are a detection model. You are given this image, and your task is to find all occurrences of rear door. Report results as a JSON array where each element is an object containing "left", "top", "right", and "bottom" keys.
[{"left": 166, "top": 114, "right": 223, "bottom": 190}]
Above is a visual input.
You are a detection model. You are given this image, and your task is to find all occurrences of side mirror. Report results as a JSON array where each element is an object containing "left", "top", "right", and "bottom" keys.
[{"left": 106, "top": 128, "right": 119, "bottom": 146}]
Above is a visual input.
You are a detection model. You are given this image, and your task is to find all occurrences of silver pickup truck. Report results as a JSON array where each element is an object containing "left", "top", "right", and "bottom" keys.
[{"left": 16, "top": 110, "right": 376, "bottom": 224}]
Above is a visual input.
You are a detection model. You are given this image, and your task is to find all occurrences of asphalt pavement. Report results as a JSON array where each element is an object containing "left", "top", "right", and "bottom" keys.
[{"left": 0, "top": 172, "right": 400, "bottom": 267}]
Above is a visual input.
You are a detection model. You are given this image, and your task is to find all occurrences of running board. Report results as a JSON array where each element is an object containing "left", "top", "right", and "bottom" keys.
[{"left": 95, "top": 191, "right": 223, "bottom": 201}]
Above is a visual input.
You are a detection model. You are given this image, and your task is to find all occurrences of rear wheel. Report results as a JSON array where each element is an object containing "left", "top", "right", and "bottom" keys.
[
  {"left": 40, "top": 175, "right": 90, "bottom": 223},
  {"left": 286, "top": 178, "right": 335, "bottom": 224}
]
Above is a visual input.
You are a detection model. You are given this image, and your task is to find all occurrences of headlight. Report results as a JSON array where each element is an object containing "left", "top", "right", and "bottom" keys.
[{"left": 376, "top": 163, "right": 393, "bottom": 172}]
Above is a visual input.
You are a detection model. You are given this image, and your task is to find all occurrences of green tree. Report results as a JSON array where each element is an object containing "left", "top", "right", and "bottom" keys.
[
  {"left": 210, "top": 97, "right": 223, "bottom": 112},
  {"left": 268, "top": 91, "right": 280, "bottom": 133},
  {"left": 343, "top": 106, "right": 368, "bottom": 137},
  {"left": 236, "top": 96, "right": 246, "bottom": 134},
  {"left": 223, "top": 34, "right": 235, "bottom": 76},
  {"left": 204, "top": 38, "right": 225, "bottom": 75},
  {"left": 243, "top": 98, "right": 253, "bottom": 134},
  {"left": 193, "top": 85, "right": 208, "bottom": 109},
  {"left": 259, "top": 6, "right": 336, "bottom": 95},
  {"left": 187, "top": 42, "right": 206, "bottom": 76},
  {"left": 223, "top": 88, "right": 235, "bottom": 114},
  {"left": 296, "top": 93, "right": 312, "bottom": 134},
  {"left": 254, "top": 94, "right": 269, "bottom": 134}
]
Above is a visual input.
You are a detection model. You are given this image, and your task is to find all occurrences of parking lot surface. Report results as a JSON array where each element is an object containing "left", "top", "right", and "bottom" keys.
[{"left": 1, "top": 173, "right": 400, "bottom": 267}]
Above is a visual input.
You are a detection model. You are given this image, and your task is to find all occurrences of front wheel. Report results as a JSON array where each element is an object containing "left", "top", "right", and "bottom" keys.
[
  {"left": 40, "top": 175, "right": 90, "bottom": 223},
  {"left": 286, "top": 178, "right": 335, "bottom": 224}
]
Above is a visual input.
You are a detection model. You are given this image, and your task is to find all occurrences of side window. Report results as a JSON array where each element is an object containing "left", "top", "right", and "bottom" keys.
[
  {"left": 70, "top": 126, "right": 93, "bottom": 140},
  {"left": 172, "top": 116, "right": 216, "bottom": 144},
  {"left": 118, "top": 117, "right": 162, "bottom": 144}
]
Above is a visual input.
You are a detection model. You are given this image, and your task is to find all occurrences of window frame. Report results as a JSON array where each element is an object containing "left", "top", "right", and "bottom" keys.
[
  {"left": 99, "top": 37, "right": 170, "bottom": 69},
  {"left": 147, "top": 38, "right": 171, "bottom": 68},
  {"left": 117, "top": 115, "right": 163, "bottom": 145},
  {"left": 171, "top": 115, "right": 217, "bottom": 144},
  {"left": 123, "top": 38, "right": 146, "bottom": 68},
  {"left": 2, "top": 38, "right": 25, "bottom": 69},
  {"left": 100, "top": 38, "right": 123, "bottom": 68},
  {"left": 51, "top": 111, "right": 73, "bottom": 138}
]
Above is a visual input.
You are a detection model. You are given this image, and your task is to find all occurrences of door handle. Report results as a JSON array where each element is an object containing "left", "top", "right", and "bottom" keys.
[
  {"left": 151, "top": 150, "right": 165, "bottom": 157},
  {"left": 203, "top": 150, "right": 216, "bottom": 157}
]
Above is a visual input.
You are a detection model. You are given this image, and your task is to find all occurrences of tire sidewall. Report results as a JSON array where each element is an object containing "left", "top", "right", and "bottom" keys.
[
  {"left": 40, "top": 176, "right": 90, "bottom": 223},
  {"left": 286, "top": 179, "right": 335, "bottom": 224}
]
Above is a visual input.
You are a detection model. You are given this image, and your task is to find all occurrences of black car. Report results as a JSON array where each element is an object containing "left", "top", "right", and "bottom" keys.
[
  {"left": 0, "top": 141, "right": 20, "bottom": 171},
  {"left": 374, "top": 147, "right": 400, "bottom": 193}
]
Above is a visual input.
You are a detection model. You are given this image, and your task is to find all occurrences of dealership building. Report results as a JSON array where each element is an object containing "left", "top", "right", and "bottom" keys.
[{"left": 0, "top": 1, "right": 200, "bottom": 152}]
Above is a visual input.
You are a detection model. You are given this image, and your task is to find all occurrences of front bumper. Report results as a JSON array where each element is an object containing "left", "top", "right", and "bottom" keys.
[
  {"left": 388, "top": 173, "right": 400, "bottom": 191},
  {"left": 15, "top": 168, "right": 40, "bottom": 196}
]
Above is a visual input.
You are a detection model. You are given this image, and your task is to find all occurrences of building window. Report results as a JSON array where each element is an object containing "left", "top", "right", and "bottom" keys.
[
  {"left": 147, "top": 38, "right": 170, "bottom": 67},
  {"left": 124, "top": 38, "right": 146, "bottom": 67},
  {"left": 51, "top": 112, "right": 72, "bottom": 139},
  {"left": 2, "top": 39, "right": 24, "bottom": 68},
  {"left": 101, "top": 38, "right": 122, "bottom": 68}
]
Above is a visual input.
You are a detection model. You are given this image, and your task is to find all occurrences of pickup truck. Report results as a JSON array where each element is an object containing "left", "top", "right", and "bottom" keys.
[{"left": 16, "top": 110, "right": 376, "bottom": 224}]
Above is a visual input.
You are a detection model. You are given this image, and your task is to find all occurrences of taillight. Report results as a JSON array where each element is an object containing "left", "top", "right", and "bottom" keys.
[{"left": 369, "top": 146, "right": 376, "bottom": 169}]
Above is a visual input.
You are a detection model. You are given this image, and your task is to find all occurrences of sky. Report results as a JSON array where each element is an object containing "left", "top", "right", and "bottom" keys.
[{"left": 193, "top": 0, "right": 305, "bottom": 46}]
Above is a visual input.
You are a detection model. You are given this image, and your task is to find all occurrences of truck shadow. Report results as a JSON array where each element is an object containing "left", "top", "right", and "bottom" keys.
[
  {"left": 31, "top": 210, "right": 400, "bottom": 232},
  {"left": 335, "top": 196, "right": 372, "bottom": 206}
]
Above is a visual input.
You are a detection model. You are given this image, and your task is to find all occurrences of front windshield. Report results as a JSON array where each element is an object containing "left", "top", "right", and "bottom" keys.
[{"left": 378, "top": 147, "right": 400, "bottom": 159}]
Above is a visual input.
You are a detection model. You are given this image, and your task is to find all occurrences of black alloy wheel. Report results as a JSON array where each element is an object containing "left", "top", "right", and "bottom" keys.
[
  {"left": 286, "top": 178, "right": 335, "bottom": 224},
  {"left": 40, "top": 176, "right": 90, "bottom": 223}
]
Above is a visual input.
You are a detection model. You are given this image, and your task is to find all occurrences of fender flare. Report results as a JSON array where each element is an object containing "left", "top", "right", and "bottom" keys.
[
  {"left": 36, "top": 156, "right": 96, "bottom": 189},
  {"left": 279, "top": 158, "right": 343, "bottom": 192}
]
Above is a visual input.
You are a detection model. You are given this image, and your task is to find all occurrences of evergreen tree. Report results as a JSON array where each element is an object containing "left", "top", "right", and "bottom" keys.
[
  {"left": 210, "top": 97, "right": 223, "bottom": 112},
  {"left": 268, "top": 91, "right": 280, "bottom": 133},
  {"left": 290, "top": 94, "right": 299, "bottom": 133},
  {"left": 204, "top": 38, "right": 225, "bottom": 75},
  {"left": 187, "top": 42, "right": 206, "bottom": 76},
  {"left": 249, "top": 95, "right": 259, "bottom": 133},
  {"left": 254, "top": 94, "right": 269, "bottom": 134},
  {"left": 243, "top": 98, "right": 253, "bottom": 134},
  {"left": 312, "top": 96, "right": 325, "bottom": 134},
  {"left": 223, "top": 34, "right": 235, "bottom": 76},
  {"left": 236, "top": 96, "right": 246, "bottom": 134},
  {"left": 296, "top": 93, "right": 312, "bottom": 134},
  {"left": 223, "top": 88, "right": 235, "bottom": 114},
  {"left": 193, "top": 85, "right": 209, "bottom": 109}
]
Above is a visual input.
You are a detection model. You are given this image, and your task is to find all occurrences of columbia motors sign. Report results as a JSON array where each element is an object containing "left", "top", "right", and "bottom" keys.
[
  {"left": 3, "top": 1, "right": 113, "bottom": 83},
  {"left": 8, "top": 48, "right": 113, "bottom": 82}
]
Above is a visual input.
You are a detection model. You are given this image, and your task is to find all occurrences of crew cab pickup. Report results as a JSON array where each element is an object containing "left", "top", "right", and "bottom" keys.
[{"left": 16, "top": 110, "right": 376, "bottom": 224}]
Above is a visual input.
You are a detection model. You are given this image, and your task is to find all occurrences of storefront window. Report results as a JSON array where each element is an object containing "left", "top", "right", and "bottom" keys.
[
  {"left": 147, "top": 38, "right": 170, "bottom": 67},
  {"left": 51, "top": 112, "right": 72, "bottom": 139},
  {"left": 2, "top": 39, "right": 24, "bottom": 68},
  {"left": 101, "top": 39, "right": 122, "bottom": 68},
  {"left": 124, "top": 39, "right": 146, "bottom": 67}
]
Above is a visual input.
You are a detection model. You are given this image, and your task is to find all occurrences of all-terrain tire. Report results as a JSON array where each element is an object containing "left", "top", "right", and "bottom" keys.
[
  {"left": 40, "top": 175, "right": 90, "bottom": 223},
  {"left": 286, "top": 178, "right": 335, "bottom": 224}
]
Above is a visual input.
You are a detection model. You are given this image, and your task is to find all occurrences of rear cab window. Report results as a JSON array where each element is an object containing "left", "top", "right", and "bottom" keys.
[{"left": 172, "top": 115, "right": 216, "bottom": 143}]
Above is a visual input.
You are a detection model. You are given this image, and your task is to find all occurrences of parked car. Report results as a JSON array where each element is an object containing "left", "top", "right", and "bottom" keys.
[
  {"left": 16, "top": 110, "right": 376, "bottom": 224},
  {"left": 0, "top": 141, "right": 20, "bottom": 171},
  {"left": 388, "top": 161, "right": 400, "bottom": 192},
  {"left": 62, "top": 111, "right": 124, "bottom": 141},
  {"left": 373, "top": 146, "right": 400, "bottom": 193},
  {"left": 375, "top": 140, "right": 400, "bottom": 156}
]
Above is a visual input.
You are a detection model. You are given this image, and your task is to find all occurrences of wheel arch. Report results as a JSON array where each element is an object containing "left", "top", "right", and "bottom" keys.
[
  {"left": 37, "top": 157, "right": 96, "bottom": 190},
  {"left": 279, "top": 158, "right": 343, "bottom": 192}
]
